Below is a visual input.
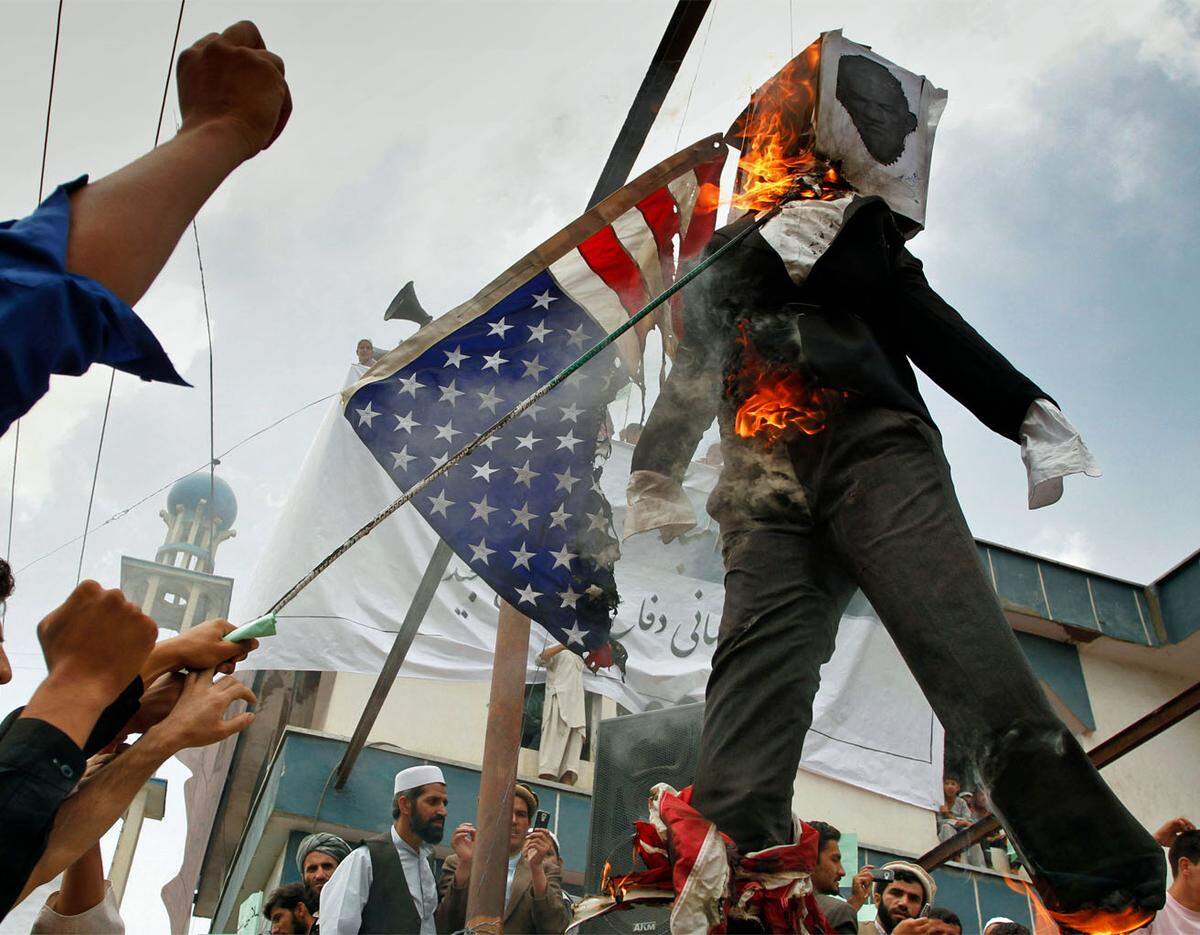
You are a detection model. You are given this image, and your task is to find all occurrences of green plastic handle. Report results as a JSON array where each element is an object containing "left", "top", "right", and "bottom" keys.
[{"left": 223, "top": 613, "right": 277, "bottom": 643}]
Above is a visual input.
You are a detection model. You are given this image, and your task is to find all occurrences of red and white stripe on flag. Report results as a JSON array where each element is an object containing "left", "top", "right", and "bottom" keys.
[{"left": 548, "top": 149, "right": 726, "bottom": 371}]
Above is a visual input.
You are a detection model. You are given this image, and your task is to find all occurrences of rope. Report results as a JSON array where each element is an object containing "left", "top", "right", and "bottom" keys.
[
  {"left": 75, "top": 0, "right": 187, "bottom": 583},
  {"left": 672, "top": 0, "right": 717, "bottom": 151},
  {"left": 265, "top": 196, "right": 784, "bottom": 618},
  {"left": 4, "top": 0, "right": 65, "bottom": 611}
]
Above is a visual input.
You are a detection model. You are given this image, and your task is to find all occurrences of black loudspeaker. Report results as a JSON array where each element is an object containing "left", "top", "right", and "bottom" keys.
[{"left": 581, "top": 703, "right": 706, "bottom": 934}]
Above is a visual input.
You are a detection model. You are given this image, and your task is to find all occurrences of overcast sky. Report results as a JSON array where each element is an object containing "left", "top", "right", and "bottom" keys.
[{"left": 2, "top": 0, "right": 1198, "bottom": 930}]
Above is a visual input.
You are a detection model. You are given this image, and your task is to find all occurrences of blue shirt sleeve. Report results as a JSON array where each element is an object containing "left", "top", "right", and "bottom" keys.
[{"left": 0, "top": 176, "right": 189, "bottom": 437}]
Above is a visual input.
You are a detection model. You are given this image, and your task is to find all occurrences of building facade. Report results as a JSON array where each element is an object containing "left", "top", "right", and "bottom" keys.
[{"left": 192, "top": 540, "right": 1200, "bottom": 933}]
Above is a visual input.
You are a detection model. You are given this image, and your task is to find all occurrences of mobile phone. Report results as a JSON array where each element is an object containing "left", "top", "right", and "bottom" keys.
[
  {"left": 534, "top": 810, "right": 551, "bottom": 830},
  {"left": 870, "top": 869, "right": 896, "bottom": 884}
]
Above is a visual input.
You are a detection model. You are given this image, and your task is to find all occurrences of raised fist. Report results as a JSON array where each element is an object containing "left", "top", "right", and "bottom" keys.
[
  {"left": 176, "top": 20, "right": 292, "bottom": 160},
  {"left": 37, "top": 580, "right": 158, "bottom": 705}
]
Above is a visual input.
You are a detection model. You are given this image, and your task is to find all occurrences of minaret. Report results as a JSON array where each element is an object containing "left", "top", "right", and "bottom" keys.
[
  {"left": 119, "top": 471, "right": 237, "bottom": 632},
  {"left": 109, "top": 472, "right": 238, "bottom": 905}
]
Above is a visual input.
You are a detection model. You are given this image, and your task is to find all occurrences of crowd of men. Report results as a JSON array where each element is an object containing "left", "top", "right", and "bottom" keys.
[
  {"left": 257, "top": 802, "right": 1199, "bottom": 934},
  {"left": 0, "top": 558, "right": 261, "bottom": 929},
  {"left": 807, "top": 818, "right": 1200, "bottom": 935},
  {"left": 259, "top": 766, "right": 573, "bottom": 934}
]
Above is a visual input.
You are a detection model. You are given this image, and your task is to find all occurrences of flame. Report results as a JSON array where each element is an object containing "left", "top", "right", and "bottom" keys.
[
  {"left": 728, "top": 39, "right": 850, "bottom": 212},
  {"left": 734, "top": 372, "right": 840, "bottom": 441},
  {"left": 727, "top": 322, "right": 843, "bottom": 444},
  {"left": 1000, "top": 873, "right": 1155, "bottom": 935},
  {"left": 1047, "top": 906, "right": 1155, "bottom": 934}
]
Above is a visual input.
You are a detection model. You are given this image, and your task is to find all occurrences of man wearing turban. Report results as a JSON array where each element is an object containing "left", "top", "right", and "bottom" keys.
[{"left": 297, "top": 832, "right": 352, "bottom": 897}]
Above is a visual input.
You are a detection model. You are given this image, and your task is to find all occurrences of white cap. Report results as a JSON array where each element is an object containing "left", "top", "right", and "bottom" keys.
[
  {"left": 394, "top": 765, "right": 445, "bottom": 795},
  {"left": 879, "top": 860, "right": 937, "bottom": 905}
]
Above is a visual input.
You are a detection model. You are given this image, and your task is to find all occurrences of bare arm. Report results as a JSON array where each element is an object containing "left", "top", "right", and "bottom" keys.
[
  {"left": 537, "top": 644, "right": 568, "bottom": 666},
  {"left": 20, "top": 581, "right": 158, "bottom": 749},
  {"left": 141, "top": 618, "right": 258, "bottom": 685},
  {"left": 51, "top": 843, "right": 107, "bottom": 918},
  {"left": 65, "top": 20, "right": 291, "bottom": 306},
  {"left": 16, "top": 670, "right": 255, "bottom": 902},
  {"left": 49, "top": 752, "right": 120, "bottom": 917}
]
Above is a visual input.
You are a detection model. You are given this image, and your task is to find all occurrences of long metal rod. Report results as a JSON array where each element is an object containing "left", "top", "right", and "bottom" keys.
[
  {"left": 918, "top": 679, "right": 1200, "bottom": 872},
  {"left": 332, "top": 538, "right": 455, "bottom": 790},
  {"left": 264, "top": 202, "right": 778, "bottom": 619},
  {"left": 586, "top": 0, "right": 712, "bottom": 210}
]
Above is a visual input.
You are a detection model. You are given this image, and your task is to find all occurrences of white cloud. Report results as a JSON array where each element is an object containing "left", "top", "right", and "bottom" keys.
[{"left": 1033, "top": 528, "right": 1096, "bottom": 569}]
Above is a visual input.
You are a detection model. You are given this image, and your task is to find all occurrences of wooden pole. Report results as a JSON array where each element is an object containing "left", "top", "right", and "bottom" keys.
[
  {"left": 918, "top": 679, "right": 1200, "bottom": 872},
  {"left": 462, "top": 7, "right": 717, "bottom": 926},
  {"left": 465, "top": 602, "right": 532, "bottom": 934}
]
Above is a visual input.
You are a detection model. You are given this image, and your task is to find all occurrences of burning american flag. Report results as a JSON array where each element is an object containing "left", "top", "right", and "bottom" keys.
[{"left": 340, "top": 136, "right": 726, "bottom": 653}]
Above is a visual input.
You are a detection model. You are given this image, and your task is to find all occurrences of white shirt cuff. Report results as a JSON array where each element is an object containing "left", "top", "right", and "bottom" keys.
[
  {"left": 1020, "top": 399, "right": 1101, "bottom": 510},
  {"left": 624, "top": 470, "right": 697, "bottom": 540}
]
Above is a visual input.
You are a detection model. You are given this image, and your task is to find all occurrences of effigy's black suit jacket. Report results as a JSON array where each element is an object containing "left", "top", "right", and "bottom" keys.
[{"left": 631, "top": 195, "right": 1052, "bottom": 525}]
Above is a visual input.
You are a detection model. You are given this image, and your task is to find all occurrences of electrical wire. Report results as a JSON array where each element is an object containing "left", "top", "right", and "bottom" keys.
[
  {"left": 4, "top": 0, "right": 65, "bottom": 619},
  {"left": 16, "top": 392, "right": 334, "bottom": 576},
  {"left": 191, "top": 217, "right": 217, "bottom": 553},
  {"left": 671, "top": 0, "right": 718, "bottom": 152},
  {"left": 75, "top": 0, "right": 187, "bottom": 584}
]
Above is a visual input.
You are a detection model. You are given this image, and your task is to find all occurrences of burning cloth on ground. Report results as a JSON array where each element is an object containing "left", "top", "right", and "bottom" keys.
[
  {"left": 570, "top": 784, "right": 830, "bottom": 935},
  {"left": 625, "top": 29, "right": 1160, "bottom": 931}
]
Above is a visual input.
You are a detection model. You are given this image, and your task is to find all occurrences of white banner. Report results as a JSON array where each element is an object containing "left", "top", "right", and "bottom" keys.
[{"left": 234, "top": 369, "right": 942, "bottom": 808}]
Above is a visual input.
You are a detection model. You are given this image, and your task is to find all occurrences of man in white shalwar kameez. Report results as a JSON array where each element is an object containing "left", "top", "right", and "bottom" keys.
[{"left": 537, "top": 645, "right": 586, "bottom": 785}]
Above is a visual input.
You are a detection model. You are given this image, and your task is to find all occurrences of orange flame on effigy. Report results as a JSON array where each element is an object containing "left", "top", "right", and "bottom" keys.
[
  {"left": 726, "top": 322, "right": 844, "bottom": 444},
  {"left": 728, "top": 39, "right": 849, "bottom": 212},
  {"left": 1000, "top": 873, "right": 1154, "bottom": 935},
  {"left": 733, "top": 373, "right": 841, "bottom": 440}
]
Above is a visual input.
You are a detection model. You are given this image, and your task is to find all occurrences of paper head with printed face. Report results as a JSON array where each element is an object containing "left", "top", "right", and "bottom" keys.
[{"left": 727, "top": 30, "right": 947, "bottom": 234}]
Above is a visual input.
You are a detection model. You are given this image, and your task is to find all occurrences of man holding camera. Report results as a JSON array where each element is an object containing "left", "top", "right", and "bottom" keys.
[
  {"left": 437, "top": 783, "right": 571, "bottom": 934},
  {"left": 860, "top": 862, "right": 957, "bottom": 935}
]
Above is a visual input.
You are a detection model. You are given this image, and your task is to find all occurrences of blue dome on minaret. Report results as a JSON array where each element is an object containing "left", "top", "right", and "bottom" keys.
[{"left": 167, "top": 472, "right": 238, "bottom": 529}]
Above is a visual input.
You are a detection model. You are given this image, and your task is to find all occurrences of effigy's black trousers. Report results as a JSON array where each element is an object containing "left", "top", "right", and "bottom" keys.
[{"left": 691, "top": 404, "right": 1164, "bottom": 912}]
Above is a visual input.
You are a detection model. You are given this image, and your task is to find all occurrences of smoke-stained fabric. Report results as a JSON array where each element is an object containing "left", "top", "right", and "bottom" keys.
[
  {"left": 629, "top": 199, "right": 1053, "bottom": 539},
  {"left": 0, "top": 177, "right": 187, "bottom": 438},
  {"left": 630, "top": 162, "right": 1161, "bottom": 915},
  {"left": 339, "top": 140, "right": 726, "bottom": 654}
]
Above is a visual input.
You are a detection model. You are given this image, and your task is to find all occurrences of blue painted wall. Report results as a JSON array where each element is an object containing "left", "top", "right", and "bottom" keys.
[
  {"left": 1014, "top": 631, "right": 1096, "bottom": 731},
  {"left": 1154, "top": 550, "right": 1200, "bottom": 644}
]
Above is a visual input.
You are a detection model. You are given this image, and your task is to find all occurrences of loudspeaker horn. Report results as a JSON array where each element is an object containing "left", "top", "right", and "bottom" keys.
[{"left": 383, "top": 280, "right": 432, "bottom": 327}]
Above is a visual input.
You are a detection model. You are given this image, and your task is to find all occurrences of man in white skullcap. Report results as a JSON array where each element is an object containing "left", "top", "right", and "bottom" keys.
[{"left": 319, "top": 765, "right": 448, "bottom": 935}]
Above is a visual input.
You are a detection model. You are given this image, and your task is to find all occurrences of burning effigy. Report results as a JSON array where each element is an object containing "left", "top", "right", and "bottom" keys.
[{"left": 613, "top": 29, "right": 1164, "bottom": 935}]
